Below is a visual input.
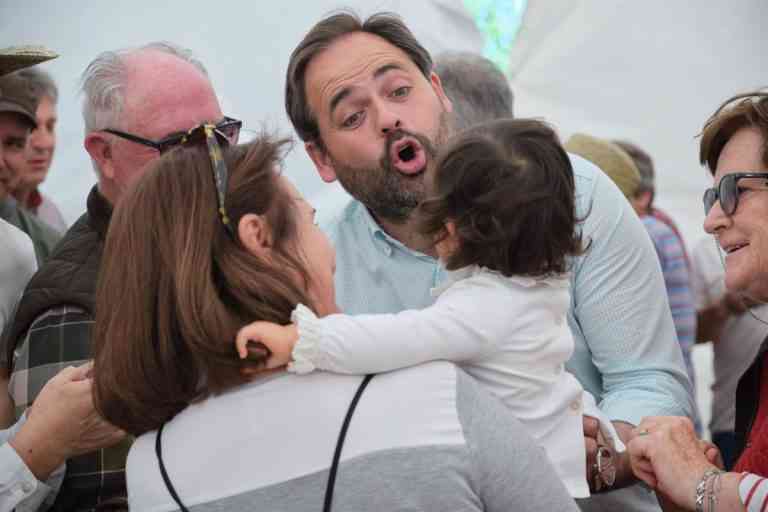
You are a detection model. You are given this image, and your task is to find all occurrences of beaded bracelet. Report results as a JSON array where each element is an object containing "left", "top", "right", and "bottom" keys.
[{"left": 695, "top": 468, "right": 725, "bottom": 512}]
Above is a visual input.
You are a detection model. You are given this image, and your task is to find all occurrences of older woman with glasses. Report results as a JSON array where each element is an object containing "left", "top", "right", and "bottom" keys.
[{"left": 627, "top": 91, "right": 768, "bottom": 511}]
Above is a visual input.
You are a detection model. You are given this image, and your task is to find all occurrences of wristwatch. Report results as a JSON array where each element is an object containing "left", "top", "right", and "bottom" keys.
[{"left": 593, "top": 446, "right": 616, "bottom": 492}]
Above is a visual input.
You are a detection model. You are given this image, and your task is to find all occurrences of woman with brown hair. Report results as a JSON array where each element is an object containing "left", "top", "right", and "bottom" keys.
[{"left": 91, "top": 128, "right": 577, "bottom": 511}]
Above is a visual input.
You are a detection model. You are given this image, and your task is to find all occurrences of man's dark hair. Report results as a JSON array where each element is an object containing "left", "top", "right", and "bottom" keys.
[
  {"left": 434, "top": 52, "right": 513, "bottom": 131},
  {"left": 419, "top": 118, "right": 583, "bottom": 277},
  {"left": 699, "top": 90, "right": 768, "bottom": 175},
  {"left": 285, "top": 11, "right": 433, "bottom": 149}
]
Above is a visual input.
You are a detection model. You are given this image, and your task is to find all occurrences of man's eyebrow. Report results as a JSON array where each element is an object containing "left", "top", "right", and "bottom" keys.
[
  {"left": 329, "top": 63, "right": 407, "bottom": 117},
  {"left": 373, "top": 63, "right": 404, "bottom": 80},
  {"left": 329, "top": 88, "right": 352, "bottom": 117}
]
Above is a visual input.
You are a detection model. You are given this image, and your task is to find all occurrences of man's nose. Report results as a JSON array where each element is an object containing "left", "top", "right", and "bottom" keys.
[
  {"left": 376, "top": 102, "right": 402, "bottom": 135},
  {"left": 31, "top": 130, "right": 53, "bottom": 151}
]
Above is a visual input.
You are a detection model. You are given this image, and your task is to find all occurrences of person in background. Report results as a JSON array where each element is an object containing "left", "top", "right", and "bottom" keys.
[
  {"left": 0, "top": 71, "right": 61, "bottom": 264},
  {"left": 286, "top": 16, "right": 693, "bottom": 511},
  {"left": 564, "top": 133, "right": 641, "bottom": 199},
  {"left": 0, "top": 45, "right": 123, "bottom": 512},
  {"left": 433, "top": 51, "right": 514, "bottom": 131},
  {"left": 615, "top": 140, "right": 692, "bottom": 268},
  {"left": 12, "top": 67, "right": 67, "bottom": 233},
  {"left": 690, "top": 234, "right": 768, "bottom": 469},
  {"left": 2, "top": 41, "right": 234, "bottom": 510}
]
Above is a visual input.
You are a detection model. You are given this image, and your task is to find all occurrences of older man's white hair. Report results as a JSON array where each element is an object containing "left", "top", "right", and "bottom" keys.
[{"left": 80, "top": 42, "right": 208, "bottom": 136}]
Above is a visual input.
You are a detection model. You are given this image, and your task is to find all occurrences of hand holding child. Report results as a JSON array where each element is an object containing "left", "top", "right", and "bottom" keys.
[{"left": 236, "top": 321, "right": 299, "bottom": 369}]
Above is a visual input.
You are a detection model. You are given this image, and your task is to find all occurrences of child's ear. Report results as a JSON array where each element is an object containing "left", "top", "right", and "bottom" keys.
[{"left": 435, "top": 220, "right": 461, "bottom": 261}]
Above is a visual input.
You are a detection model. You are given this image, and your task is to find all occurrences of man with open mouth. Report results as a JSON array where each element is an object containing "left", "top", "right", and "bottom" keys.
[{"left": 286, "top": 12, "right": 695, "bottom": 511}]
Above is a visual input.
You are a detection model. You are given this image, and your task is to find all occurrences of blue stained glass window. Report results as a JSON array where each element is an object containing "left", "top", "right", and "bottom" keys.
[{"left": 462, "top": 0, "right": 527, "bottom": 73}]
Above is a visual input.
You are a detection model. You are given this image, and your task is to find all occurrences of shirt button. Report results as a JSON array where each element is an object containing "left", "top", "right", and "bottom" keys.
[
  {"left": 21, "top": 482, "right": 34, "bottom": 493},
  {"left": 570, "top": 399, "right": 582, "bottom": 412}
]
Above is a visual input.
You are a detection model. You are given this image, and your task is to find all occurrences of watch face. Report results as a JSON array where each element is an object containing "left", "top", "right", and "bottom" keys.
[{"left": 596, "top": 446, "right": 616, "bottom": 487}]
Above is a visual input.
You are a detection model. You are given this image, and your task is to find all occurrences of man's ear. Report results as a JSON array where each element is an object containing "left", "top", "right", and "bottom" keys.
[
  {"left": 84, "top": 133, "right": 115, "bottom": 180},
  {"left": 429, "top": 71, "right": 453, "bottom": 113},
  {"left": 305, "top": 141, "right": 337, "bottom": 183},
  {"left": 238, "top": 213, "right": 272, "bottom": 256}
]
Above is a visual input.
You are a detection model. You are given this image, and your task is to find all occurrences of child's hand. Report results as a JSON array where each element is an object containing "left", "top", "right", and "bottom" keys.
[{"left": 235, "top": 322, "right": 299, "bottom": 370}]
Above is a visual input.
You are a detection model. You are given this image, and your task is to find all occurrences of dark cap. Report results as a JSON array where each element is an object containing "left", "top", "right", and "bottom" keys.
[{"left": 0, "top": 72, "right": 41, "bottom": 128}]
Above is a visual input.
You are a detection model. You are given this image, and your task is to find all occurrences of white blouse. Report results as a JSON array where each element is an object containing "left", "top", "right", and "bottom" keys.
[{"left": 289, "top": 265, "right": 624, "bottom": 498}]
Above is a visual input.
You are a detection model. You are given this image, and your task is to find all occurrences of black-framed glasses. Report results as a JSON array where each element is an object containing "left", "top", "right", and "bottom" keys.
[
  {"left": 102, "top": 116, "right": 241, "bottom": 155},
  {"left": 703, "top": 172, "right": 768, "bottom": 216}
]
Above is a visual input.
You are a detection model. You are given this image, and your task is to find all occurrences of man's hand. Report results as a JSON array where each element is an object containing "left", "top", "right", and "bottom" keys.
[
  {"left": 9, "top": 364, "right": 125, "bottom": 480},
  {"left": 584, "top": 415, "right": 600, "bottom": 488},
  {"left": 584, "top": 417, "right": 637, "bottom": 492}
]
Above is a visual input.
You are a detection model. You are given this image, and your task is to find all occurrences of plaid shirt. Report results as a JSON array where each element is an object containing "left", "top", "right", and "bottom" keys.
[{"left": 9, "top": 305, "right": 130, "bottom": 511}]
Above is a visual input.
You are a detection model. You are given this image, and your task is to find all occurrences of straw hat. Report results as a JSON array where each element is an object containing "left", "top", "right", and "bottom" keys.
[
  {"left": 565, "top": 133, "right": 641, "bottom": 199},
  {"left": 0, "top": 45, "right": 58, "bottom": 77}
]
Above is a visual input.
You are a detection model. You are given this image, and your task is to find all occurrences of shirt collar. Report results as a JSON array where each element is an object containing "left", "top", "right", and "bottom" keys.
[{"left": 354, "top": 201, "right": 434, "bottom": 261}]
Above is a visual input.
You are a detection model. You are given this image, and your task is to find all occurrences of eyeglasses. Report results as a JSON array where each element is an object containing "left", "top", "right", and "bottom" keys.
[
  {"left": 102, "top": 116, "right": 241, "bottom": 155},
  {"left": 703, "top": 172, "right": 768, "bottom": 216}
]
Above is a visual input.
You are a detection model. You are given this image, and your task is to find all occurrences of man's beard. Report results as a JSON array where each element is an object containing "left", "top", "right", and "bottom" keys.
[{"left": 330, "top": 111, "right": 451, "bottom": 224}]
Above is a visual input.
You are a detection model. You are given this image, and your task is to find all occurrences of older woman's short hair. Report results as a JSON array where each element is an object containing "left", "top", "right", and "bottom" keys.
[{"left": 700, "top": 90, "right": 768, "bottom": 174}]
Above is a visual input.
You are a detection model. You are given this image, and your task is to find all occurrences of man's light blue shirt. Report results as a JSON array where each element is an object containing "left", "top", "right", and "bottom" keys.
[{"left": 323, "top": 154, "right": 695, "bottom": 427}]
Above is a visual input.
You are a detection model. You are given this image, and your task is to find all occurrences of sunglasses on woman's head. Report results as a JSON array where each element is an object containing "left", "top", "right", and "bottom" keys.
[
  {"left": 703, "top": 172, "right": 768, "bottom": 216},
  {"left": 102, "top": 116, "right": 241, "bottom": 155},
  {"left": 189, "top": 122, "right": 236, "bottom": 236}
]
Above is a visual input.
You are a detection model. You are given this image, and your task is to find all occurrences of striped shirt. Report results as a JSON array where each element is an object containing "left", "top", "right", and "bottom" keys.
[
  {"left": 739, "top": 473, "right": 768, "bottom": 511},
  {"left": 640, "top": 215, "right": 697, "bottom": 387}
]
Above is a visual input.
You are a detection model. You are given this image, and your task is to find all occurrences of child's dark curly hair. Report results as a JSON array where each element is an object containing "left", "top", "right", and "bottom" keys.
[{"left": 418, "top": 118, "right": 585, "bottom": 278}]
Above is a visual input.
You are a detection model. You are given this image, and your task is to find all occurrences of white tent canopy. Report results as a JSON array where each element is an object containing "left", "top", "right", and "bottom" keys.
[
  {"left": 509, "top": 0, "right": 768, "bottom": 245},
  {"left": 2, "top": 0, "right": 765, "bottom": 245}
]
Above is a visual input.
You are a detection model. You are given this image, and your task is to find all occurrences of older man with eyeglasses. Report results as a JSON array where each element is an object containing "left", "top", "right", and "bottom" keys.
[{"left": 1, "top": 42, "right": 240, "bottom": 511}]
